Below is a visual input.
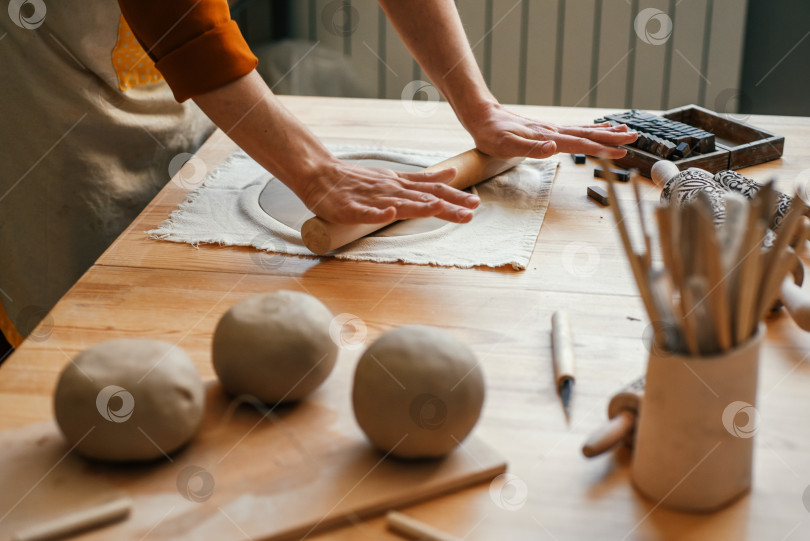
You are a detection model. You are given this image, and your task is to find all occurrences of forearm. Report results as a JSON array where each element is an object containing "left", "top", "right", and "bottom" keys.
[
  {"left": 192, "top": 70, "right": 333, "bottom": 200},
  {"left": 377, "top": 0, "right": 496, "bottom": 128}
]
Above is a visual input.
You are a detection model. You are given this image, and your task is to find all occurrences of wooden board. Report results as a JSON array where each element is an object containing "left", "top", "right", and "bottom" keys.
[{"left": 0, "top": 383, "right": 505, "bottom": 541}]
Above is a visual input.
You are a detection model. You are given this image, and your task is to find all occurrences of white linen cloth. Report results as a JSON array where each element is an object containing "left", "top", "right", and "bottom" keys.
[{"left": 149, "top": 146, "right": 558, "bottom": 270}]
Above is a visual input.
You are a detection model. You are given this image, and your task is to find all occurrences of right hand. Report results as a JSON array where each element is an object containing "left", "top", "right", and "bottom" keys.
[{"left": 298, "top": 159, "right": 481, "bottom": 225}]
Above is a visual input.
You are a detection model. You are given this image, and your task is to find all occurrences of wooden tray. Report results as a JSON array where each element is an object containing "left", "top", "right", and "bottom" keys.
[
  {"left": 0, "top": 383, "right": 506, "bottom": 541},
  {"left": 607, "top": 104, "right": 784, "bottom": 177}
]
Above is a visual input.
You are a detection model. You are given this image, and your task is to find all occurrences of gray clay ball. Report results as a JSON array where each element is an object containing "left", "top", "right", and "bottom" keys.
[
  {"left": 54, "top": 339, "right": 205, "bottom": 462},
  {"left": 352, "top": 325, "right": 485, "bottom": 459},
  {"left": 212, "top": 290, "right": 338, "bottom": 404}
]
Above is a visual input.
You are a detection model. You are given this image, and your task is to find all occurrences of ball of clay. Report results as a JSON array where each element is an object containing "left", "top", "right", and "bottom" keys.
[
  {"left": 352, "top": 325, "right": 485, "bottom": 459},
  {"left": 212, "top": 290, "right": 338, "bottom": 404},
  {"left": 54, "top": 339, "right": 205, "bottom": 462}
]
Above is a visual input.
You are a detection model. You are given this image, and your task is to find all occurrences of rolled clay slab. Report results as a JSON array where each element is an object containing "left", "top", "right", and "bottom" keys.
[
  {"left": 53, "top": 339, "right": 205, "bottom": 462},
  {"left": 352, "top": 325, "right": 485, "bottom": 459},
  {"left": 212, "top": 290, "right": 338, "bottom": 404}
]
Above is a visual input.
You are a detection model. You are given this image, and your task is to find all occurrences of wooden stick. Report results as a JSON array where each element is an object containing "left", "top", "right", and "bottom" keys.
[
  {"left": 684, "top": 276, "right": 718, "bottom": 355},
  {"left": 386, "top": 511, "right": 462, "bottom": 541},
  {"left": 551, "top": 310, "right": 576, "bottom": 419},
  {"left": 780, "top": 274, "right": 810, "bottom": 331},
  {"left": 655, "top": 206, "right": 677, "bottom": 287},
  {"left": 12, "top": 496, "right": 132, "bottom": 541},
  {"left": 631, "top": 171, "right": 653, "bottom": 269},
  {"left": 734, "top": 197, "right": 766, "bottom": 345},
  {"left": 763, "top": 195, "right": 807, "bottom": 269},
  {"left": 598, "top": 159, "right": 659, "bottom": 323},
  {"left": 755, "top": 250, "right": 801, "bottom": 327},
  {"left": 648, "top": 269, "right": 682, "bottom": 352},
  {"left": 719, "top": 192, "right": 749, "bottom": 272},
  {"left": 582, "top": 410, "right": 636, "bottom": 458},
  {"left": 301, "top": 149, "right": 524, "bottom": 254},
  {"left": 692, "top": 194, "right": 732, "bottom": 351},
  {"left": 661, "top": 201, "right": 700, "bottom": 354}
]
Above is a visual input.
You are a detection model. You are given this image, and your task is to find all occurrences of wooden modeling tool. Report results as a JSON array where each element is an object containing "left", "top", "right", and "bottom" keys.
[
  {"left": 602, "top": 156, "right": 810, "bottom": 355},
  {"left": 301, "top": 149, "right": 524, "bottom": 254},
  {"left": 386, "top": 511, "right": 461, "bottom": 541},
  {"left": 11, "top": 495, "right": 132, "bottom": 541},
  {"left": 551, "top": 310, "right": 576, "bottom": 421}
]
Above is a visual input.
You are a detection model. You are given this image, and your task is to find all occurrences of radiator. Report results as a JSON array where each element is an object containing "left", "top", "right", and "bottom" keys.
[{"left": 286, "top": 0, "right": 748, "bottom": 111}]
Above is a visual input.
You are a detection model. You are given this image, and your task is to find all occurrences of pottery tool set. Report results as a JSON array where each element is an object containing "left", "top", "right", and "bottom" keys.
[{"left": 600, "top": 158, "right": 808, "bottom": 356}]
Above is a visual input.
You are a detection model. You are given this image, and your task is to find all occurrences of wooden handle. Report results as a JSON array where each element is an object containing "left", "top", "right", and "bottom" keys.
[
  {"left": 582, "top": 410, "right": 636, "bottom": 458},
  {"left": 650, "top": 160, "right": 680, "bottom": 186},
  {"left": 386, "top": 511, "right": 461, "bottom": 541},
  {"left": 780, "top": 277, "right": 810, "bottom": 331},
  {"left": 301, "top": 149, "right": 524, "bottom": 255},
  {"left": 551, "top": 310, "right": 576, "bottom": 385}
]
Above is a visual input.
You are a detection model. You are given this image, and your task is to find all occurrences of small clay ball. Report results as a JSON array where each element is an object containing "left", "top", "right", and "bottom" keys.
[
  {"left": 54, "top": 339, "right": 204, "bottom": 462},
  {"left": 352, "top": 325, "right": 485, "bottom": 459},
  {"left": 212, "top": 290, "right": 338, "bottom": 404}
]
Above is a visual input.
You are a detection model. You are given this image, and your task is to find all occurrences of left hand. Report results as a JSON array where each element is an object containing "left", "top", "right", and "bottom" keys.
[{"left": 464, "top": 102, "right": 638, "bottom": 160}]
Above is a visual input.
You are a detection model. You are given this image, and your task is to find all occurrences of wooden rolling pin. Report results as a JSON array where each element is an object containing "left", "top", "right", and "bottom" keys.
[{"left": 301, "top": 149, "right": 525, "bottom": 255}]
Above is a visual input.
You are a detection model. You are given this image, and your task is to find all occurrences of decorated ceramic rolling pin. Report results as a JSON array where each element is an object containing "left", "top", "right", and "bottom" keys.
[
  {"left": 652, "top": 160, "right": 794, "bottom": 233},
  {"left": 652, "top": 160, "right": 810, "bottom": 331},
  {"left": 301, "top": 149, "right": 524, "bottom": 255},
  {"left": 582, "top": 376, "right": 644, "bottom": 458}
]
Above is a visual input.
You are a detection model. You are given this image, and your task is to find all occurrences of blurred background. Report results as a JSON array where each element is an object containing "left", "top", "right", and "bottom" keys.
[{"left": 231, "top": 0, "right": 809, "bottom": 116}]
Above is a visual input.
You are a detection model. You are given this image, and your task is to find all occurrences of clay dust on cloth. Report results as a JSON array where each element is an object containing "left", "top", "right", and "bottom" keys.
[{"left": 148, "top": 146, "right": 559, "bottom": 270}]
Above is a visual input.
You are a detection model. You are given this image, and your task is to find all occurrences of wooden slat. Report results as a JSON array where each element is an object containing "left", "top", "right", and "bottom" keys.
[
  {"left": 666, "top": 0, "right": 709, "bottom": 108},
  {"left": 489, "top": 0, "right": 524, "bottom": 105},
  {"left": 558, "top": 0, "right": 597, "bottom": 107},
  {"left": 703, "top": 0, "right": 749, "bottom": 110},
  {"left": 594, "top": 0, "right": 634, "bottom": 108},
  {"left": 523, "top": 0, "right": 559, "bottom": 106},
  {"left": 348, "top": 0, "right": 381, "bottom": 98},
  {"left": 455, "top": 0, "right": 489, "bottom": 82},
  {"left": 630, "top": 0, "right": 671, "bottom": 109}
]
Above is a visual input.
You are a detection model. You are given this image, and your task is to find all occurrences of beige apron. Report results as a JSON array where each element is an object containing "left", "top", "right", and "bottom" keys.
[{"left": 0, "top": 2, "right": 214, "bottom": 345}]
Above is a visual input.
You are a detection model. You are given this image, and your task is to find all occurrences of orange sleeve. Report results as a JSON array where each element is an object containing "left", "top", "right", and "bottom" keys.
[{"left": 118, "top": 0, "right": 258, "bottom": 102}]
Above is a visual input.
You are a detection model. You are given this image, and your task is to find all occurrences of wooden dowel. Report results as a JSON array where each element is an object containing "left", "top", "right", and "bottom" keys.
[
  {"left": 655, "top": 207, "right": 677, "bottom": 285},
  {"left": 582, "top": 410, "right": 636, "bottom": 458},
  {"left": 551, "top": 310, "right": 576, "bottom": 385},
  {"left": 631, "top": 172, "right": 653, "bottom": 269},
  {"left": 12, "top": 496, "right": 132, "bottom": 541},
  {"left": 386, "top": 511, "right": 462, "bottom": 541},
  {"left": 684, "top": 276, "right": 717, "bottom": 355},
  {"left": 755, "top": 250, "right": 800, "bottom": 328},
  {"left": 780, "top": 276, "right": 810, "bottom": 331},
  {"left": 598, "top": 159, "right": 659, "bottom": 323},
  {"left": 301, "top": 149, "right": 524, "bottom": 254},
  {"left": 755, "top": 201, "right": 808, "bottom": 325},
  {"left": 693, "top": 196, "right": 732, "bottom": 352}
]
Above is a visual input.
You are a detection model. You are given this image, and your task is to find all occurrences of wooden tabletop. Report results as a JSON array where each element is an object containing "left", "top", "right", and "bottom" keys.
[{"left": 3, "top": 97, "right": 810, "bottom": 540}]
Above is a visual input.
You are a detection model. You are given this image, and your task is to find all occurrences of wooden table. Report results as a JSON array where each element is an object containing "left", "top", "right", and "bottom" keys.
[{"left": 3, "top": 97, "right": 810, "bottom": 540}]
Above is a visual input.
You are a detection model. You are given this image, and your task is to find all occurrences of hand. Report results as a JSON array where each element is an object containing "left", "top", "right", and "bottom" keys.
[
  {"left": 463, "top": 102, "right": 638, "bottom": 160},
  {"left": 298, "top": 159, "right": 481, "bottom": 225}
]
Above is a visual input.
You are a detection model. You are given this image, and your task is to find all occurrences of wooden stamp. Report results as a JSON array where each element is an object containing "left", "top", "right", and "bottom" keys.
[{"left": 587, "top": 185, "right": 609, "bottom": 206}]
